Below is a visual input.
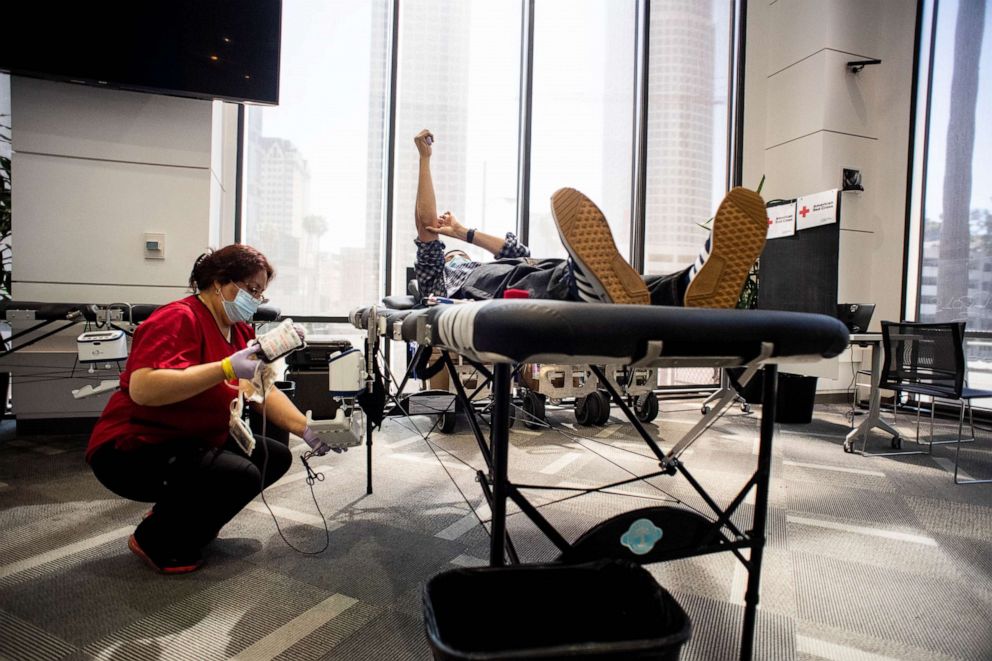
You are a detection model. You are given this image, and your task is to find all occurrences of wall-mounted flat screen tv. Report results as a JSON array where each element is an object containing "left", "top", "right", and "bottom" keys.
[{"left": 0, "top": 0, "right": 282, "bottom": 105}]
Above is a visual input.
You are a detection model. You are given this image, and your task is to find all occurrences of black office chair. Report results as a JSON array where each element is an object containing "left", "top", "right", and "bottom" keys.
[{"left": 879, "top": 321, "right": 991, "bottom": 483}]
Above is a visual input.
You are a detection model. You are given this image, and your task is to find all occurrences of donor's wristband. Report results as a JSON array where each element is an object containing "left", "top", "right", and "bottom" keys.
[
  {"left": 466, "top": 228, "right": 476, "bottom": 244},
  {"left": 221, "top": 357, "right": 236, "bottom": 381}
]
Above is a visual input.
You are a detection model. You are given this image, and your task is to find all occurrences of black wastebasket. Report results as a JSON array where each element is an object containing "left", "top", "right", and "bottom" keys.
[
  {"left": 775, "top": 374, "right": 818, "bottom": 424},
  {"left": 422, "top": 559, "right": 691, "bottom": 660},
  {"left": 726, "top": 369, "right": 818, "bottom": 424},
  {"left": 248, "top": 380, "right": 295, "bottom": 444}
]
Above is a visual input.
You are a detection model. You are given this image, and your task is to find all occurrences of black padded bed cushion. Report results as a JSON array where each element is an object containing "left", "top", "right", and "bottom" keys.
[
  {"left": 1, "top": 300, "right": 281, "bottom": 324},
  {"left": 354, "top": 300, "right": 849, "bottom": 367}
]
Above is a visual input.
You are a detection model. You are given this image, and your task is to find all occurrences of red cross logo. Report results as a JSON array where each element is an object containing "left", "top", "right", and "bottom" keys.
[{"left": 799, "top": 206, "right": 810, "bottom": 218}]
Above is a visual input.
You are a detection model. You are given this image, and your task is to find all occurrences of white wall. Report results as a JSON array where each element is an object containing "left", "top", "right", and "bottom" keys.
[
  {"left": 10, "top": 77, "right": 238, "bottom": 305},
  {"left": 743, "top": 0, "right": 918, "bottom": 391}
]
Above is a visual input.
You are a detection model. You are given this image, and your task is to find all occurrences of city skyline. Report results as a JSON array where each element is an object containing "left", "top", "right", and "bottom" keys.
[{"left": 247, "top": 0, "right": 731, "bottom": 318}]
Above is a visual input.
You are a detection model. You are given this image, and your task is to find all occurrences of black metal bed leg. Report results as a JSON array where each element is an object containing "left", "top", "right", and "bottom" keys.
[
  {"left": 366, "top": 414, "right": 373, "bottom": 495},
  {"left": 740, "top": 365, "right": 776, "bottom": 661},
  {"left": 489, "top": 363, "right": 512, "bottom": 567}
]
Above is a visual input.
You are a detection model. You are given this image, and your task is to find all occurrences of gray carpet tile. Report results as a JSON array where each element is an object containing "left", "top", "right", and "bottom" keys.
[
  {"left": 934, "top": 533, "right": 992, "bottom": 601},
  {"left": 81, "top": 566, "right": 345, "bottom": 660},
  {"left": 649, "top": 554, "right": 739, "bottom": 604},
  {"left": 0, "top": 609, "right": 81, "bottom": 661},
  {"left": 786, "top": 516, "right": 955, "bottom": 578},
  {"left": 792, "top": 551, "right": 992, "bottom": 659},
  {"left": 904, "top": 494, "right": 992, "bottom": 541},
  {"left": 674, "top": 591, "right": 796, "bottom": 661},
  {"left": 238, "top": 520, "right": 469, "bottom": 607},
  {"left": 317, "top": 609, "right": 431, "bottom": 661},
  {"left": 2, "top": 401, "right": 991, "bottom": 660},
  {"left": 1, "top": 540, "right": 252, "bottom": 648},
  {"left": 272, "top": 601, "right": 383, "bottom": 661},
  {"left": 786, "top": 479, "right": 922, "bottom": 528},
  {"left": 795, "top": 620, "right": 962, "bottom": 661}
]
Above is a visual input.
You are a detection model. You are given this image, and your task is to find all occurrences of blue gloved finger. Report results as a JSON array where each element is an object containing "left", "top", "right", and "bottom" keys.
[{"left": 331, "top": 446, "right": 343, "bottom": 454}]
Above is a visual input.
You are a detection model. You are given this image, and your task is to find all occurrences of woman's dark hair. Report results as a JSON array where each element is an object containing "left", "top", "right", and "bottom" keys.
[{"left": 188, "top": 244, "right": 275, "bottom": 292}]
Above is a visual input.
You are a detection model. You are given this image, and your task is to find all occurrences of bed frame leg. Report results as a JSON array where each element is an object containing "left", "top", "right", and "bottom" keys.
[
  {"left": 366, "top": 413, "right": 373, "bottom": 495},
  {"left": 489, "top": 363, "right": 512, "bottom": 566},
  {"left": 740, "top": 365, "right": 776, "bottom": 661}
]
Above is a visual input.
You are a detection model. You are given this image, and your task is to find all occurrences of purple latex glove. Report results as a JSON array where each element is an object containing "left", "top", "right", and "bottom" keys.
[
  {"left": 228, "top": 345, "right": 262, "bottom": 379},
  {"left": 302, "top": 426, "right": 345, "bottom": 455}
]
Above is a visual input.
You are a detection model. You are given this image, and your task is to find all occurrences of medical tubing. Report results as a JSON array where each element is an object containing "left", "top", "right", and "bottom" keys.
[{"left": 255, "top": 368, "right": 330, "bottom": 555}]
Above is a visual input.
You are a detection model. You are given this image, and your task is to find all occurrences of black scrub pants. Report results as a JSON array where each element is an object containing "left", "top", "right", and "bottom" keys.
[
  {"left": 454, "top": 257, "right": 690, "bottom": 306},
  {"left": 90, "top": 433, "right": 292, "bottom": 561}
]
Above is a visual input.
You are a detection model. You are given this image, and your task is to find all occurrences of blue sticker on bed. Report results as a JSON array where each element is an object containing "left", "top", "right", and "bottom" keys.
[{"left": 621, "top": 518, "right": 663, "bottom": 555}]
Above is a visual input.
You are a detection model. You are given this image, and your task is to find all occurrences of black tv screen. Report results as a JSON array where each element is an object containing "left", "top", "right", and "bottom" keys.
[{"left": 0, "top": 1, "right": 282, "bottom": 105}]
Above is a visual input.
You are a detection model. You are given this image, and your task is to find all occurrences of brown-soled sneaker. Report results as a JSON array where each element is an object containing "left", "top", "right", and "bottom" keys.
[
  {"left": 683, "top": 187, "right": 767, "bottom": 309},
  {"left": 551, "top": 188, "right": 650, "bottom": 305},
  {"left": 128, "top": 534, "right": 203, "bottom": 575}
]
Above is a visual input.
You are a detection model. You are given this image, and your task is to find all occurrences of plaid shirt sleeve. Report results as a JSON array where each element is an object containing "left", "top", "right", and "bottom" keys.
[
  {"left": 494, "top": 232, "right": 530, "bottom": 259},
  {"left": 414, "top": 238, "right": 447, "bottom": 298}
]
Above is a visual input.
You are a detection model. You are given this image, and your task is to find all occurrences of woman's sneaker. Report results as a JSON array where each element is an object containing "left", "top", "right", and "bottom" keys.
[
  {"left": 551, "top": 188, "right": 650, "bottom": 305},
  {"left": 128, "top": 533, "right": 203, "bottom": 575},
  {"left": 683, "top": 187, "right": 767, "bottom": 308}
]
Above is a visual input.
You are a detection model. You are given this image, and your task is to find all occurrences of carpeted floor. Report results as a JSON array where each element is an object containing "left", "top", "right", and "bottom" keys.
[{"left": 1, "top": 399, "right": 990, "bottom": 660}]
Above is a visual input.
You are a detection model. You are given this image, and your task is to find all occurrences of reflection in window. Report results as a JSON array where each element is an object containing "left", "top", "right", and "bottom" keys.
[
  {"left": 390, "top": 0, "right": 521, "bottom": 299},
  {"left": 914, "top": 0, "right": 991, "bottom": 402},
  {"left": 918, "top": 0, "right": 990, "bottom": 328},
  {"left": 245, "top": 0, "right": 388, "bottom": 317},
  {"left": 644, "top": 0, "right": 732, "bottom": 281},
  {"left": 528, "top": 0, "right": 636, "bottom": 260}
]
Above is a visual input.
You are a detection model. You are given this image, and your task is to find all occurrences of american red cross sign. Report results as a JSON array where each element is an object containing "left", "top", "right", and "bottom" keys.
[{"left": 799, "top": 206, "right": 810, "bottom": 218}]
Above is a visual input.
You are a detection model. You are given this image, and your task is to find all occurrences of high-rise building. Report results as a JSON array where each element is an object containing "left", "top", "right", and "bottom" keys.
[
  {"left": 367, "top": 0, "right": 470, "bottom": 293},
  {"left": 644, "top": 0, "right": 717, "bottom": 277},
  {"left": 245, "top": 116, "right": 312, "bottom": 313}
]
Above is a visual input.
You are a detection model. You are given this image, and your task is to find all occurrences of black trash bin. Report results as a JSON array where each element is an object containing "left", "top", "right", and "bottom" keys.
[
  {"left": 248, "top": 380, "right": 295, "bottom": 444},
  {"left": 726, "top": 369, "right": 818, "bottom": 424},
  {"left": 775, "top": 374, "right": 818, "bottom": 424},
  {"left": 422, "top": 559, "right": 691, "bottom": 660}
]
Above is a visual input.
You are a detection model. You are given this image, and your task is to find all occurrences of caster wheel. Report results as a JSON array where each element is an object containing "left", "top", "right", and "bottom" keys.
[
  {"left": 741, "top": 403, "right": 752, "bottom": 414},
  {"left": 575, "top": 395, "right": 601, "bottom": 426},
  {"left": 843, "top": 440, "right": 853, "bottom": 453},
  {"left": 522, "top": 391, "right": 546, "bottom": 429},
  {"left": 439, "top": 411, "right": 457, "bottom": 434},
  {"left": 635, "top": 392, "right": 659, "bottom": 423},
  {"left": 701, "top": 405, "right": 710, "bottom": 415},
  {"left": 593, "top": 391, "right": 611, "bottom": 425},
  {"left": 891, "top": 436, "right": 902, "bottom": 449}
]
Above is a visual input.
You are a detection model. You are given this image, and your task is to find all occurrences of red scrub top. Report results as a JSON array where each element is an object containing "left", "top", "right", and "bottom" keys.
[{"left": 86, "top": 295, "right": 255, "bottom": 462}]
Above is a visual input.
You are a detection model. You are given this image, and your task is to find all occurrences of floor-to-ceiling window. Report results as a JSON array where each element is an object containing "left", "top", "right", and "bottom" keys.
[
  {"left": 244, "top": 0, "right": 389, "bottom": 319},
  {"left": 389, "top": 0, "right": 521, "bottom": 300},
  {"left": 645, "top": 0, "right": 734, "bottom": 388},
  {"left": 241, "top": 0, "right": 739, "bottom": 333},
  {"left": 911, "top": 0, "right": 991, "bottom": 398},
  {"left": 527, "top": 0, "right": 637, "bottom": 259},
  {"left": 643, "top": 0, "right": 732, "bottom": 279}
]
